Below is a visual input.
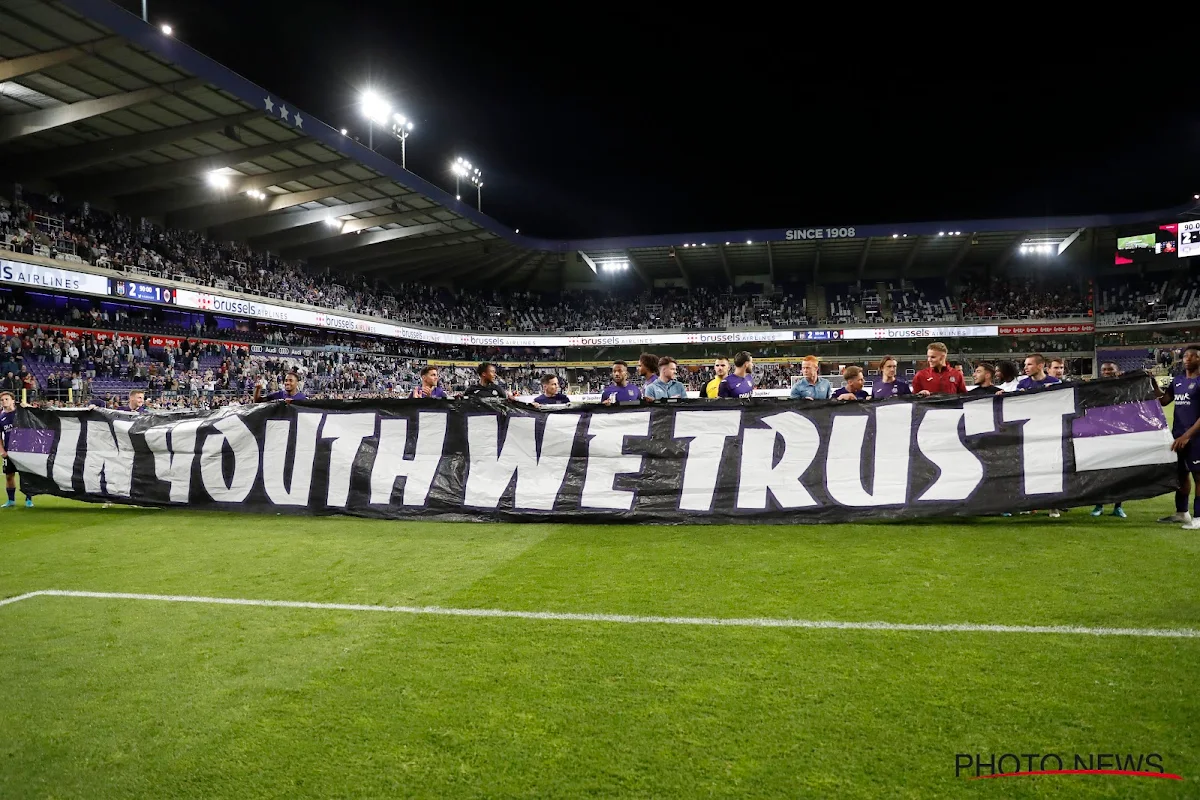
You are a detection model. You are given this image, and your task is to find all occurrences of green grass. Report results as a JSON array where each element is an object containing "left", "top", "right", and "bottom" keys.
[{"left": 1, "top": 494, "right": 1198, "bottom": 798}]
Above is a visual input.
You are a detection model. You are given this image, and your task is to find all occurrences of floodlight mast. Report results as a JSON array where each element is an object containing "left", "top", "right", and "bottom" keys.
[
  {"left": 452, "top": 157, "right": 481, "bottom": 208},
  {"left": 360, "top": 91, "right": 415, "bottom": 165},
  {"left": 390, "top": 113, "right": 414, "bottom": 169}
]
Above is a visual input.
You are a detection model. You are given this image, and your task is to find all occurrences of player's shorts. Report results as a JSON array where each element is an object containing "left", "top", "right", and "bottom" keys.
[
  {"left": 2, "top": 455, "right": 15, "bottom": 476},
  {"left": 1178, "top": 445, "right": 1200, "bottom": 481}
]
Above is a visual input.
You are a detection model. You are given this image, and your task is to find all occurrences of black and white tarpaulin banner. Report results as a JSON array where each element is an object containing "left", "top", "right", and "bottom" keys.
[{"left": 8, "top": 374, "right": 1178, "bottom": 524}]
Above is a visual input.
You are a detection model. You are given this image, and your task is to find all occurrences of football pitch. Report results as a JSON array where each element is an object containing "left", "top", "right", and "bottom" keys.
[{"left": 1, "top": 495, "right": 1198, "bottom": 798}]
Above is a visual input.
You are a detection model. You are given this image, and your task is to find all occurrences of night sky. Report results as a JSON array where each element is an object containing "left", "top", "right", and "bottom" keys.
[{"left": 133, "top": 1, "right": 1197, "bottom": 240}]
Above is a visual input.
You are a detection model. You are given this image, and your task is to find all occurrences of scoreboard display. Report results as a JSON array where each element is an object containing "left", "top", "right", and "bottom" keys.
[
  {"left": 1115, "top": 222, "right": 1191, "bottom": 263},
  {"left": 111, "top": 279, "right": 175, "bottom": 305},
  {"left": 1181, "top": 220, "right": 1200, "bottom": 259},
  {"left": 796, "top": 329, "right": 843, "bottom": 341}
]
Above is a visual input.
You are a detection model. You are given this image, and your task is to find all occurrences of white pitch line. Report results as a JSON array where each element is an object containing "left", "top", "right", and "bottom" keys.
[
  {"left": 0, "top": 591, "right": 45, "bottom": 607},
  {"left": 0, "top": 589, "right": 1196, "bottom": 639}
]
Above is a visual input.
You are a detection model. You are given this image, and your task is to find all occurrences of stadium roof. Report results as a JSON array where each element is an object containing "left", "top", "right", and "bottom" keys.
[{"left": 0, "top": 0, "right": 1196, "bottom": 289}]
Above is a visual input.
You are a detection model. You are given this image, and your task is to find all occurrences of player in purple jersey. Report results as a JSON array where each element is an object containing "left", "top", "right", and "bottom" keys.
[
  {"left": 1156, "top": 345, "right": 1200, "bottom": 528},
  {"left": 255, "top": 371, "right": 307, "bottom": 402},
  {"left": 0, "top": 390, "right": 33, "bottom": 508},
  {"left": 601, "top": 361, "right": 642, "bottom": 404},
  {"left": 532, "top": 374, "right": 571, "bottom": 408},
  {"left": 119, "top": 389, "right": 150, "bottom": 414},
  {"left": 835, "top": 366, "right": 869, "bottom": 401},
  {"left": 638, "top": 354, "right": 659, "bottom": 388},
  {"left": 718, "top": 351, "right": 755, "bottom": 398},
  {"left": 411, "top": 366, "right": 447, "bottom": 399},
  {"left": 1015, "top": 353, "right": 1062, "bottom": 391},
  {"left": 872, "top": 356, "right": 911, "bottom": 399}
]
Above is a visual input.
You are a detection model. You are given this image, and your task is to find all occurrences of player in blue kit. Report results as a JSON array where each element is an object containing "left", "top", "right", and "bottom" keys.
[
  {"left": 601, "top": 361, "right": 642, "bottom": 405},
  {"left": 0, "top": 390, "right": 33, "bottom": 508},
  {"left": 532, "top": 374, "right": 571, "bottom": 408},
  {"left": 1157, "top": 346, "right": 1200, "bottom": 528},
  {"left": 718, "top": 351, "right": 755, "bottom": 398}
]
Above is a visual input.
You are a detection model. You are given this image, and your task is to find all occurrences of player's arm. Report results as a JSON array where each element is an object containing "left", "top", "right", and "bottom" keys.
[
  {"left": 914, "top": 371, "right": 931, "bottom": 396},
  {"left": 1155, "top": 378, "right": 1172, "bottom": 407},
  {"left": 253, "top": 378, "right": 265, "bottom": 403}
]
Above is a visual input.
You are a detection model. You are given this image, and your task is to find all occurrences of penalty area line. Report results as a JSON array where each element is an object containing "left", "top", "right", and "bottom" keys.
[{"left": 0, "top": 590, "right": 1197, "bottom": 639}]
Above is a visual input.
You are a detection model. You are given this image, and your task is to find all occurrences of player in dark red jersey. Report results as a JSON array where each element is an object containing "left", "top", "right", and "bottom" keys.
[{"left": 914, "top": 342, "right": 967, "bottom": 396}]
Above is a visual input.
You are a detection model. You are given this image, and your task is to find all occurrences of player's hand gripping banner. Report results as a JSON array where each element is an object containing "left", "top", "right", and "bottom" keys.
[{"left": 7, "top": 373, "right": 1177, "bottom": 524}]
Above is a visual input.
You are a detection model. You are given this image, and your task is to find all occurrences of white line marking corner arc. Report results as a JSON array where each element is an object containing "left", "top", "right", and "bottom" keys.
[
  {"left": 0, "top": 590, "right": 47, "bottom": 607},
  {"left": 0, "top": 589, "right": 1197, "bottom": 639}
]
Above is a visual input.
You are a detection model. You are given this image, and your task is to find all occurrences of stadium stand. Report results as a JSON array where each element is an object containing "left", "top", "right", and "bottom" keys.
[
  {"left": 958, "top": 275, "right": 1091, "bottom": 320},
  {"left": 1096, "top": 273, "right": 1200, "bottom": 326},
  {"left": 886, "top": 278, "right": 957, "bottom": 322},
  {"left": 825, "top": 283, "right": 861, "bottom": 324},
  {"left": 1095, "top": 348, "right": 1155, "bottom": 375},
  {"left": 10, "top": 190, "right": 1200, "bottom": 341}
]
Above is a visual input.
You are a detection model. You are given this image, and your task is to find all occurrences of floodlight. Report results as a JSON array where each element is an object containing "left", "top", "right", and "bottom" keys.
[{"left": 361, "top": 91, "right": 391, "bottom": 124}]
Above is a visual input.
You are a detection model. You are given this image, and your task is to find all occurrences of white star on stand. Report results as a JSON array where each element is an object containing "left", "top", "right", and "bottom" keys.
[
  {"left": 293, "top": 112, "right": 303, "bottom": 129},
  {"left": 263, "top": 96, "right": 274, "bottom": 113},
  {"left": 278, "top": 105, "right": 289, "bottom": 123}
]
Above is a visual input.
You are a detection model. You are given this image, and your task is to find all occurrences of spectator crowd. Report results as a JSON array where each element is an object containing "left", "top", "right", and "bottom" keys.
[{"left": 7, "top": 191, "right": 1178, "bottom": 338}]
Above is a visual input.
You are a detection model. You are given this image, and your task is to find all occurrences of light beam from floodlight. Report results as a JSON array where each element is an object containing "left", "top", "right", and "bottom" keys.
[
  {"left": 452, "top": 157, "right": 474, "bottom": 203},
  {"left": 360, "top": 91, "right": 392, "bottom": 150}
]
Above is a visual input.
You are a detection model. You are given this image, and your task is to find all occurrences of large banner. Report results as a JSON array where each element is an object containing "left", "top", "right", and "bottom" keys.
[{"left": 7, "top": 374, "right": 1177, "bottom": 524}]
